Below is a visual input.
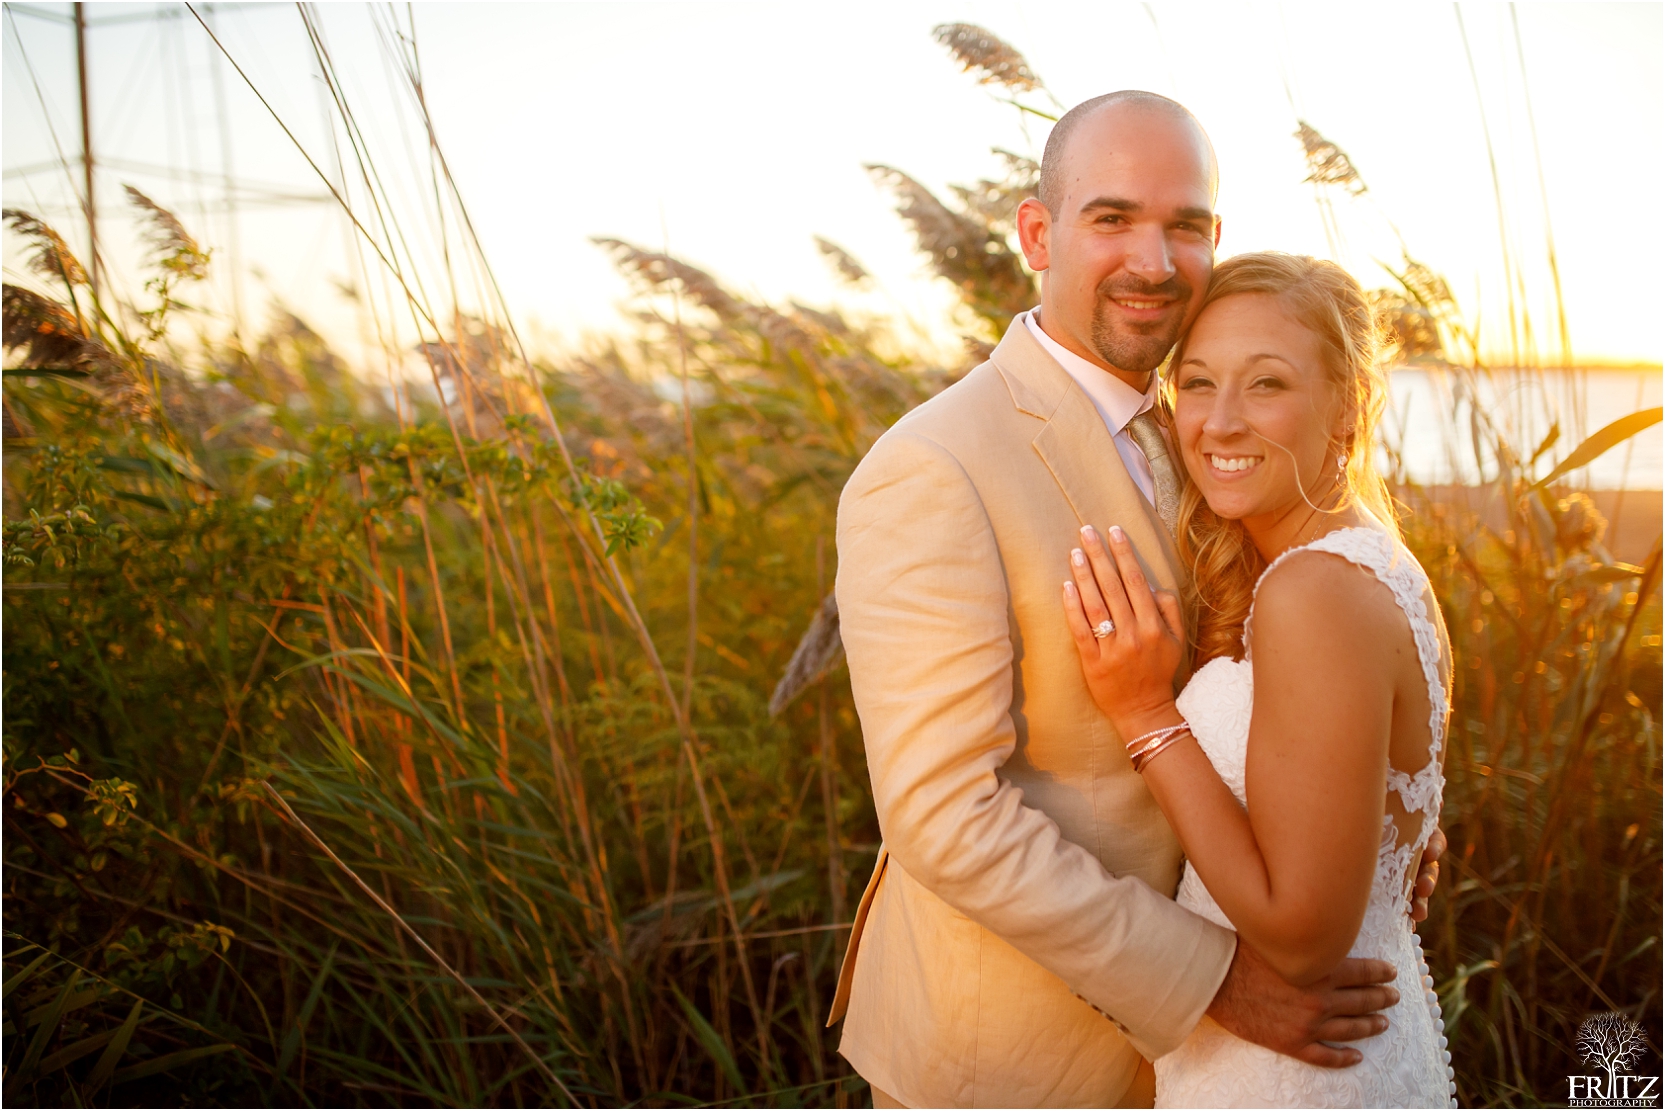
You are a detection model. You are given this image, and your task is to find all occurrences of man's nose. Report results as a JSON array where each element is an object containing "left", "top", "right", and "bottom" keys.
[{"left": 1124, "top": 225, "right": 1175, "bottom": 284}]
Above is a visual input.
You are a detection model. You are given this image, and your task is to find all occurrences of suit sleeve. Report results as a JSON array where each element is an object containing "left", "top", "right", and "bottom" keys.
[{"left": 836, "top": 429, "right": 1236, "bottom": 1060}]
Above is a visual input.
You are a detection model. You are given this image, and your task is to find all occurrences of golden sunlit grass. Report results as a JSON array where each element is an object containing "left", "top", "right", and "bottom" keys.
[{"left": 2, "top": 20, "right": 1657, "bottom": 1109}]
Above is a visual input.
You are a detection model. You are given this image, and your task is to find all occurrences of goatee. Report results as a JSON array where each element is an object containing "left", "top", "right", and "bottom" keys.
[{"left": 1089, "top": 275, "right": 1193, "bottom": 375}]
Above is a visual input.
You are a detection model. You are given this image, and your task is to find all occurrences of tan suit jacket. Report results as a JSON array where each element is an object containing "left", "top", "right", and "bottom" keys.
[{"left": 828, "top": 318, "right": 1237, "bottom": 1108}]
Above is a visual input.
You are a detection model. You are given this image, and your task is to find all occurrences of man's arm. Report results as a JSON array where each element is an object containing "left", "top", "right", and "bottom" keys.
[{"left": 836, "top": 430, "right": 1235, "bottom": 1060}]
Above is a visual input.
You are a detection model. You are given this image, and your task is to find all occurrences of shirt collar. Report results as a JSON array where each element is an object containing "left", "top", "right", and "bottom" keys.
[{"left": 1022, "top": 308, "right": 1155, "bottom": 435}]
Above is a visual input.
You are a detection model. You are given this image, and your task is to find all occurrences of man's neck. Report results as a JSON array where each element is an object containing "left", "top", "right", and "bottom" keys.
[{"left": 1032, "top": 307, "right": 1153, "bottom": 395}]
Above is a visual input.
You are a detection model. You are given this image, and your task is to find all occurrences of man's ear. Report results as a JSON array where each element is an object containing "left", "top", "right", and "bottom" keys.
[
  {"left": 1016, "top": 197, "right": 1052, "bottom": 272},
  {"left": 1213, "top": 216, "right": 1223, "bottom": 249}
]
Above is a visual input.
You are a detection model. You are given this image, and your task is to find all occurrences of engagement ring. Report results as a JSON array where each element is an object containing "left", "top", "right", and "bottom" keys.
[{"left": 1093, "top": 619, "right": 1115, "bottom": 639}]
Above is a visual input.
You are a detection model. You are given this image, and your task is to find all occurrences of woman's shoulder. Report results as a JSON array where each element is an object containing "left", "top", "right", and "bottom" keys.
[{"left": 1248, "top": 529, "right": 1408, "bottom": 651}]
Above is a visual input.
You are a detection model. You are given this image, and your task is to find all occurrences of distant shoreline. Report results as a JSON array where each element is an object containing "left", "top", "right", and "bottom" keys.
[{"left": 1407, "top": 485, "right": 1661, "bottom": 565}]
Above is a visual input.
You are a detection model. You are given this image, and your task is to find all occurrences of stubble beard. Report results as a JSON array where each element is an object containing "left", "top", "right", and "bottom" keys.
[{"left": 1088, "top": 276, "right": 1192, "bottom": 377}]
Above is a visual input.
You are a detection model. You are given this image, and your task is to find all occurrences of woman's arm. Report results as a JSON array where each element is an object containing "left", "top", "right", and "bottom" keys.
[{"left": 1063, "top": 527, "right": 1399, "bottom": 986}]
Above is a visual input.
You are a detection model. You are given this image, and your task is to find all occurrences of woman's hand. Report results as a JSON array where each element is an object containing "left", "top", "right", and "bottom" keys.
[{"left": 1061, "top": 524, "right": 1186, "bottom": 736}]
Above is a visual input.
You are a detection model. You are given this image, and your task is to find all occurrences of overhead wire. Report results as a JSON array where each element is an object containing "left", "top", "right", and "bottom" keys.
[{"left": 4, "top": 5, "right": 90, "bottom": 226}]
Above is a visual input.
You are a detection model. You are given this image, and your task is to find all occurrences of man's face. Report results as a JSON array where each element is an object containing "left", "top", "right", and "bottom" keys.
[{"left": 1018, "top": 106, "right": 1220, "bottom": 381}]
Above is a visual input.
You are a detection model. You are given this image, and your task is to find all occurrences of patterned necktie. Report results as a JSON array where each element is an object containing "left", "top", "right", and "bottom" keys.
[{"left": 1126, "top": 409, "right": 1181, "bottom": 536}]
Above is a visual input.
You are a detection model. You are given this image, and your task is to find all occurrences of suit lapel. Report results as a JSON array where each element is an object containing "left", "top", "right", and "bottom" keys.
[
  {"left": 990, "top": 319, "right": 1182, "bottom": 595},
  {"left": 1031, "top": 390, "right": 1181, "bottom": 595}
]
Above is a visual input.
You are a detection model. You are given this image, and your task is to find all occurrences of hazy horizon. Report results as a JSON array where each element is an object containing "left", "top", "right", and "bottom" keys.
[{"left": 4, "top": 3, "right": 1662, "bottom": 373}]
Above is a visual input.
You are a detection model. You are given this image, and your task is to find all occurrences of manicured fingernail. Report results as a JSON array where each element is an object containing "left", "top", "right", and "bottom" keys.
[
  {"left": 1063, "top": 581, "right": 1076, "bottom": 593},
  {"left": 1109, "top": 525, "right": 1126, "bottom": 542},
  {"left": 1079, "top": 524, "right": 1095, "bottom": 540},
  {"left": 1071, "top": 549, "right": 1086, "bottom": 567}
]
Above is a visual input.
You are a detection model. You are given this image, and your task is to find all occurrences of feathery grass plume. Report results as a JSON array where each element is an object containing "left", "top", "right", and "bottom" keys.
[
  {"left": 593, "top": 237, "right": 748, "bottom": 323},
  {"left": 1391, "top": 254, "right": 1460, "bottom": 319},
  {"left": 1295, "top": 121, "right": 1369, "bottom": 195},
  {"left": 123, "top": 186, "right": 210, "bottom": 282},
  {"left": 2, "top": 209, "right": 89, "bottom": 290},
  {"left": 1383, "top": 253, "right": 1480, "bottom": 363},
  {"left": 932, "top": 23, "right": 1043, "bottom": 93},
  {"left": 596, "top": 236, "right": 842, "bottom": 382},
  {"left": 864, "top": 163, "right": 993, "bottom": 271},
  {"left": 1, "top": 285, "right": 114, "bottom": 373},
  {"left": 814, "top": 237, "right": 872, "bottom": 287},
  {"left": 790, "top": 300, "right": 855, "bottom": 338},
  {"left": 768, "top": 591, "right": 843, "bottom": 717},
  {"left": 950, "top": 149, "right": 1040, "bottom": 237},
  {"left": 2, "top": 285, "right": 159, "bottom": 425},
  {"left": 1369, "top": 288, "right": 1445, "bottom": 362},
  {"left": 124, "top": 187, "right": 211, "bottom": 346},
  {"left": 865, "top": 163, "right": 1036, "bottom": 336}
]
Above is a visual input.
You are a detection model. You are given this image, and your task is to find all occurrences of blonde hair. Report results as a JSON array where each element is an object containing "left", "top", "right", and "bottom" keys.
[{"left": 1168, "top": 252, "right": 1399, "bottom": 664}]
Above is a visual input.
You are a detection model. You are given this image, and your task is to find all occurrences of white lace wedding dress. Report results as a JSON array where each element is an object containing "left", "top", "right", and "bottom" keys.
[{"left": 1155, "top": 528, "right": 1457, "bottom": 1108}]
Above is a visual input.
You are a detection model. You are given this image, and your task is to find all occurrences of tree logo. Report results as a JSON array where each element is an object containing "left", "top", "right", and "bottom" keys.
[{"left": 1569, "top": 1012, "right": 1658, "bottom": 1107}]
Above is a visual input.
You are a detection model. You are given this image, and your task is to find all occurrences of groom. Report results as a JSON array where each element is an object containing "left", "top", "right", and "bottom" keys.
[{"left": 828, "top": 92, "right": 1440, "bottom": 1108}]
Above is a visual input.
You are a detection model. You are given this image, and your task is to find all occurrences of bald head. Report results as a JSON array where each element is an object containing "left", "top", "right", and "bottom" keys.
[
  {"left": 1014, "top": 90, "right": 1222, "bottom": 387},
  {"left": 1037, "top": 91, "right": 1218, "bottom": 213}
]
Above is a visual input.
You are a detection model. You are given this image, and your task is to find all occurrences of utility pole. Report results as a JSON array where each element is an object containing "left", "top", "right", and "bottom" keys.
[{"left": 75, "top": 2, "right": 99, "bottom": 296}]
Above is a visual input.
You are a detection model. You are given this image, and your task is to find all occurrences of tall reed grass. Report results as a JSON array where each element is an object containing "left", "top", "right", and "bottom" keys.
[{"left": 3, "top": 19, "right": 1658, "bottom": 1108}]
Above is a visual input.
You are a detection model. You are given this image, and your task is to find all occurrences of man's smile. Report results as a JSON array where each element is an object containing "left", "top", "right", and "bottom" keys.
[{"left": 1105, "top": 293, "right": 1182, "bottom": 322}]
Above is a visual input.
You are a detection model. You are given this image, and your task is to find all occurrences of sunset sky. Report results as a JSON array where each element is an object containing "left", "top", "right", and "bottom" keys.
[{"left": 3, "top": 2, "right": 1662, "bottom": 368}]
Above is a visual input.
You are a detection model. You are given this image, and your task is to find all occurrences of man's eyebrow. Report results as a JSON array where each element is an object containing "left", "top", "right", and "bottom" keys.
[
  {"left": 1078, "top": 196, "right": 1140, "bottom": 214},
  {"left": 1076, "top": 197, "right": 1216, "bottom": 223}
]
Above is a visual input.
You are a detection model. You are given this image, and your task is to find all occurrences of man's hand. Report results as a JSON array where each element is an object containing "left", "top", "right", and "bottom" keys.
[
  {"left": 1207, "top": 941, "right": 1400, "bottom": 1068},
  {"left": 1409, "top": 827, "right": 1447, "bottom": 923}
]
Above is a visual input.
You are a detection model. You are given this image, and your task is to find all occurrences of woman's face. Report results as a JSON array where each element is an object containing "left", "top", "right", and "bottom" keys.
[{"left": 1173, "top": 292, "right": 1345, "bottom": 531}]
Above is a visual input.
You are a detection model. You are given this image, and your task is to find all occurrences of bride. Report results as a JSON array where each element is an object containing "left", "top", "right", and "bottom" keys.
[{"left": 1061, "top": 252, "right": 1456, "bottom": 1108}]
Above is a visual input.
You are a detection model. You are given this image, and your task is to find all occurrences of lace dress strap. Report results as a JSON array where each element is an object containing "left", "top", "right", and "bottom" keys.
[{"left": 1243, "top": 528, "right": 1448, "bottom": 828}]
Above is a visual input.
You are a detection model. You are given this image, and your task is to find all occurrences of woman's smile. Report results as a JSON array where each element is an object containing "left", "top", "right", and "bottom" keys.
[{"left": 1204, "top": 452, "right": 1263, "bottom": 476}]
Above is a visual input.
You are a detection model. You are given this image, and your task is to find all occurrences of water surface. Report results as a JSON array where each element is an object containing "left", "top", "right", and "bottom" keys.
[{"left": 1382, "top": 367, "right": 1661, "bottom": 490}]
